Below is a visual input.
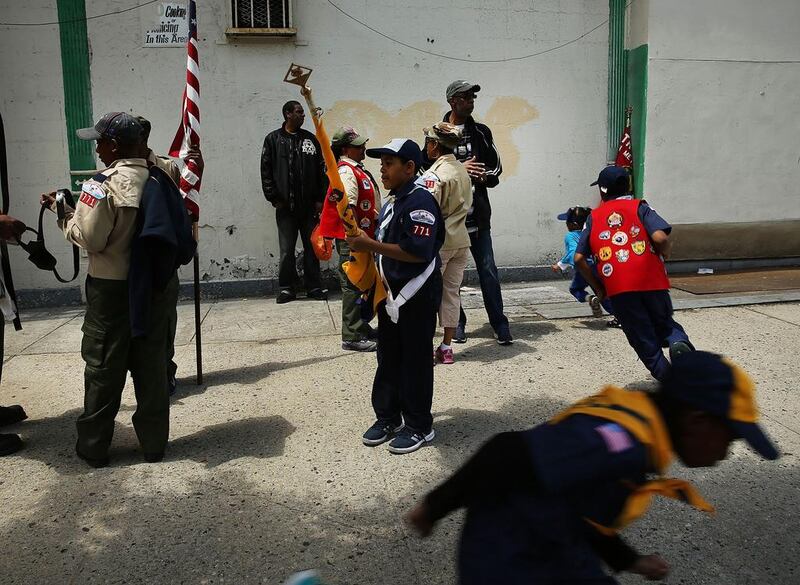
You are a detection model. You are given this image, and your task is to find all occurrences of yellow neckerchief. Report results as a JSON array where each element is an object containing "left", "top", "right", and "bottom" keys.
[{"left": 550, "top": 385, "right": 715, "bottom": 535}]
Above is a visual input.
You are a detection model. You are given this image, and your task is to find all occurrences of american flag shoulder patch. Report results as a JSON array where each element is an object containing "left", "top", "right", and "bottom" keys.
[{"left": 595, "top": 422, "right": 634, "bottom": 453}]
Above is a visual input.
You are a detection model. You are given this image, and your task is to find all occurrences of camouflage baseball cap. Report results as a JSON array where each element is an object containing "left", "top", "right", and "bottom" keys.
[
  {"left": 423, "top": 122, "right": 463, "bottom": 150},
  {"left": 331, "top": 126, "right": 368, "bottom": 147},
  {"left": 76, "top": 112, "right": 143, "bottom": 145}
]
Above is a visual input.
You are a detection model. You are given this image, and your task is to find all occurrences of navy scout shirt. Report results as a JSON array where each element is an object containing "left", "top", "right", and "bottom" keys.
[{"left": 376, "top": 178, "right": 444, "bottom": 292}]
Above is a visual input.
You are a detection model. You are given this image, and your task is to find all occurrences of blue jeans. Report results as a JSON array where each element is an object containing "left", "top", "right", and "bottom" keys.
[
  {"left": 458, "top": 229, "right": 509, "bottom": 332},
  {"left": 569, "top": 269, "right": 614, "bottom": 315}
]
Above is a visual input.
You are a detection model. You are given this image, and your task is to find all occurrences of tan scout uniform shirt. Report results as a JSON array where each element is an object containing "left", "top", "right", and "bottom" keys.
[
  {"left": 338, "top": 156, "right": 381, "bottom": 210},
  {"left": 419, "top": 154, "right": 472, "bottom": 251},
  {"left": 59, "top": 158, "right": 149, "bottom": 280},
  {"left": 147, "top": 150, "right": 181, "bottom": 184}
]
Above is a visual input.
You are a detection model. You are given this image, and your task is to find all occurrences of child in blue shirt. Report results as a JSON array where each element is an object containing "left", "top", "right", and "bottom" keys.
[{"left": 551, "top": 206, "right": 618, "bottom": 326}]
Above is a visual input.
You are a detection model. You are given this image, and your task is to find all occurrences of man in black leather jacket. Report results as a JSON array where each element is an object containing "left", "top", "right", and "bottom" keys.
[{"left": 261, "top": 100, "right": 329, "bottom": 303}]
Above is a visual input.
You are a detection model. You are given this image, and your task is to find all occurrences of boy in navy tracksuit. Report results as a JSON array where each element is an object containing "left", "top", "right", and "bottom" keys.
[
  {"left": 346, "top": 139, "right": 444, "bottom": 455},
  {"left": 551, "top": 206, "right": 617, "bottom": 325},
  {"left": 574, "top": 166, "right": 691, "bottom": 381},
  {"left": 406, "top": 351, "right": 779, "bottom": 584}
]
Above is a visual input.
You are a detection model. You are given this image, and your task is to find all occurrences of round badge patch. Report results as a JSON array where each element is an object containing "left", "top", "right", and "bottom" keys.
[
  {"left": 629, "top": 225, "right": 641, "bottom": 238},
  {"left": 607, "top": 212, "right": 623, "bottom": 229},
  {"left": 598, "top": 230, "right": 611, "bottom": 241},
  {"left": 601, "top": 263, "right": 614, "bottom": 277},
  {"left": 359, "top": 217, "right": 372, "bottom": 229},
  {"left": 598, "top": 246, "right": 613, "bottom": 262},
  {"left": 360, "top": 199, "right": 372, "bottom": 211},
  {"left": 612, "top": 231, "right": 629, "bottom": 246}
]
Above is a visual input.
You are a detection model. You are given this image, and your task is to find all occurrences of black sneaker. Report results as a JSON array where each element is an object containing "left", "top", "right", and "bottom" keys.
[
  {"left": 0, "top": 405, "right": 27, "bottom": 427},
  {"left": 307, "top": 288, "right": 328, "bottom": 301},
  {"left": 669, "top": 341, "right": 693, "bottom": 361},
  {"left": 144, "top": 452, "right": 164, "bottom": 463},
  {"left": 496, "top": 325, "right": 514, "bottom": 346},
  {"left": 362, "top": 420, "right": 403, "bottom": 446},
  {"left": 388, "top": 427, "right": 435, "bottom": 454},
  {"left": 76, "top": 443, "right": 109, "bottom": 468},
  {"left": 454, "top": 323, "right": 467, "bottom": 344},
  {"left": 276, "top": 290, "right": 296, "bottom": 304},
  {"left": 342, "top": 339, "right": 377, "bottom": 352},
  {"left": 0, "top": 433, "right": 23, "bottom": 456},
  {"left": 365, "top": 326, "right": 379, "bottom": 341}
]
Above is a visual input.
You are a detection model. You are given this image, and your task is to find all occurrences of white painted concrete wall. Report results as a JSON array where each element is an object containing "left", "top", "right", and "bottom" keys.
[
  {"left": 0, "top": 2, "right": 75, "bottom": 291},
  {"left": 644, "top": 0, "right": 800, "bottom": 224},
  {"left": 87, "top": 0, "right": 610, "bottom": 282},
  {"left": 3, "top": 0, "right": 610, "bottom": 292}
]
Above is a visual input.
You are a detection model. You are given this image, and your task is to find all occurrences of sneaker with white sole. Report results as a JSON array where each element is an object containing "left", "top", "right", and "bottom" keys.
[
  {"left": 388, "top": 427, "right": 435, "bottom": 454},
  {"left": 362, "top": 420, "right": 404, "bottom": 446},
  {"left": 588, "top": 295, "right": 603, "bottom": 317},
  {"left": 342, "top": 339, "right": 377, "bottom": 352},
  {"left": 435, "top": 345, "right": 455, "bottom": 364}
]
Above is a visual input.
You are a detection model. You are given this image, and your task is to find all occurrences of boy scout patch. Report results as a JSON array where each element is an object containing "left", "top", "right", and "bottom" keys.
[
  {"left": 362, "top": 178, "right": 372, "bottom": 190},
  {"left": 598, "top": 246, "right": 613, "bottom": 262},
  {"left": 410, "top": 209, "right": 436, "bottom": 225},
  {"left": 359, "top": 217, "right": 372, "bottom": 229},
  {"left": 601, "top": 263, "right": 614, "bottom": 277},
  {"left": 631, "top": 241, "right": 646, "bottom": 255},
  {"left": 607, "top": 212, "right": 623, "bottom": 228},
  {"left": 629, "top": 225, "right": 641, "bottom": 238},
  {"left": 616, "top": 249, "right": 630, "bottom": 263},
  {"left": 598, "top": 230, "right": 611, "bottom": 240},
  {"left": 360, "top": 199, "right": 372, "bottom": 211},
  {"left": 79, "top": 182, "right": 106, "bottom": 209},
  {"left": 611, "top": 231, "right": 628, "bottom": 246}
]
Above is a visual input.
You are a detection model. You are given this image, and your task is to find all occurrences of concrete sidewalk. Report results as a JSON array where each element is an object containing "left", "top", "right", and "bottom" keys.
[{"left": 0, "top": 282, "right": 798, "bottom": 584}]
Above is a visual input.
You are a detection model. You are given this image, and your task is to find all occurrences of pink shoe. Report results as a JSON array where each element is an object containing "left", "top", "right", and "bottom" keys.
[{"left": 435, "top": 346, "right": 455, "bottom": 365}]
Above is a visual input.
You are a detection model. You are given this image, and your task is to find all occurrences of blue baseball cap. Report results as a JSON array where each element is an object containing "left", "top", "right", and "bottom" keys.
[
  {"left": 366, "top": 138, "right": 422, "bottom": 168},
  {"left": 662, "top": 351, "right": 779, "bottom": 460},
  {"left": 590, "top": 165, "right": 630, "bottom": 196}
]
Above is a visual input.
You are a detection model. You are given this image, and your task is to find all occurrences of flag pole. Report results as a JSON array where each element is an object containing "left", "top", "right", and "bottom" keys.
[{"left": 192, "top": 219, "right": 203, "bottom": 385}]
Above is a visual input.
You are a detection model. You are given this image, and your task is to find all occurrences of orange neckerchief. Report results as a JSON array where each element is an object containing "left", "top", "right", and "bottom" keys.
[{"left": 550, "top": 386, "right": 715, "bottom": 535}]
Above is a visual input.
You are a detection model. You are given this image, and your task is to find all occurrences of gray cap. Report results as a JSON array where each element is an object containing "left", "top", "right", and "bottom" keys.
[
  {"left": 446, "top": 80, "right": 481, "bottom": 100},
  {"left": 76, "top": 112, "right": 143, "bottom": 145}
]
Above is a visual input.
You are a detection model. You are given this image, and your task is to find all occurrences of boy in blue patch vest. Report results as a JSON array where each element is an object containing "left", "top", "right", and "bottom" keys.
[{"left": 406, "top": 351, "right": 779, "bottom": 584}]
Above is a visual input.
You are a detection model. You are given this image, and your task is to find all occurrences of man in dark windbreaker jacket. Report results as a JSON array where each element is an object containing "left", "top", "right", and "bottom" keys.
[{"left": 440, "top": 80, "right": 511, "bottom": 345}]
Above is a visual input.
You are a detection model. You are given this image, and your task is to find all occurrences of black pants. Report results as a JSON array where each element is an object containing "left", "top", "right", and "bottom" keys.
[
  {"left": 371, "top": 275, "right": 441, "bottom": 433},
  {"left": 276, "top": 208, "right": 321, "bottom": 292}
]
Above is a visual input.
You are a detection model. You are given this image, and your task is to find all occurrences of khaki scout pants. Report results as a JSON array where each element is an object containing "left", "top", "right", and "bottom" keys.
[
  {"left": 336, "top": 239, "right": 373, "bottom": 342},
  {"left": 438, "top": 247, "right": 470, "bottom": 329},
  {"left": 77, "top": 274, "right": 179, "bottom": 459}
]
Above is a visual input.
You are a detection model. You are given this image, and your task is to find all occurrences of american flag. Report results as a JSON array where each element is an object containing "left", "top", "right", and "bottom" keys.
[{"left": 168, "top": 0, "right": 201, "bottom": 219}]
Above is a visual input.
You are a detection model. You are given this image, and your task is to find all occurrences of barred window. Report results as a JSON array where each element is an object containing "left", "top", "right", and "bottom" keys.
[{"left": 232, "top": 0, "right": 292, "bottom": 29}]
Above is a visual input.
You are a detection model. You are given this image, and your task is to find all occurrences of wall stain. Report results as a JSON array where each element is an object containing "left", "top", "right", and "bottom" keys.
[{"left": 325, "top": 97, "right": 538, "bottom": 178}]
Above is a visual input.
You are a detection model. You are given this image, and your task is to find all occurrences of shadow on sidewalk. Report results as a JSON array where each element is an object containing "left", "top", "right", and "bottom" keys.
[
  {"left": 9, "top": 408, "right": 294, "bottom": 474},
  {"left": 173, "top": 352, "right": 352, "bottom": 401},
  {"left": 456, "top": 320, "right": 558, "bottom": 364}
]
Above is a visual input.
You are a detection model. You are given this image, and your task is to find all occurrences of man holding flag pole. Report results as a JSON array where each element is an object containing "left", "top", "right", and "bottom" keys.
[{"left": 169, "top": 0, "right": 204, "bottom": 385}]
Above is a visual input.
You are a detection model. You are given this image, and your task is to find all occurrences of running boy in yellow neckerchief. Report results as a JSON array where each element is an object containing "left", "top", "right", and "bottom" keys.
[{"left": 406, "top": 351, "right": 779, "bottom": 584}]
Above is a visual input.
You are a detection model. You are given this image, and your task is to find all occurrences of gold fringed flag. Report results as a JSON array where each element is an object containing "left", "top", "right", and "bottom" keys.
[{"left": 284, "top": 64, "right": 386, "bottom": 310}]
